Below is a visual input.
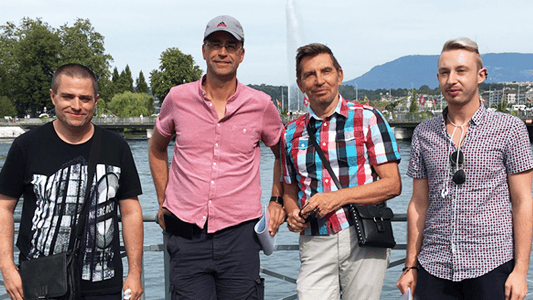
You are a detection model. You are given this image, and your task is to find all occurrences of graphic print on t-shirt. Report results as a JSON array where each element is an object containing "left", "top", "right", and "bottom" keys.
[{"left": 29, "top": 157, "right": 121, "bottom": 282}]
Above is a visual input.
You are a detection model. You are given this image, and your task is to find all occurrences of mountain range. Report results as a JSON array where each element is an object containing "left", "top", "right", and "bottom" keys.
[{"left": 343, "top": 53, "right": 533, "bottom": 90}]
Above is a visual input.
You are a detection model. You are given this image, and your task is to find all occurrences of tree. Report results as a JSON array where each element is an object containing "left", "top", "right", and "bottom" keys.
[
  {"left": 107, "top": 91, "right": 154, "bottom": 117},
  {"left": 7, "top": 18, "right": 61, "bottom": 116},
  {"left": 496, "top": 99, "right": 508, "bottom": 113},
  {"left": 123, "top": 65, "right": 134, "bottom": 92},
  {"left": 150, "top": 47, "right": 202, "bottom": 103},
  {"left": 135, "top": 71, "right": 149, "bottom": 94},
  {"left": 409, "top": 89, "right": 418, "bottom": 114},
  {"left": 111, "top": 67, "right": 120, "bottom": 84},
  {"left": 0, "top": 23, "right": 17, "bottom": 99},
  {"left": 58, "top": 18, "right": 113, "bottom": 81},
  {"left": 0, "top": 96, "right": 17, "bottom": 117},
  {"left": 0, "top": 17, "right": 113, "bottom": 116},
  {"left": 115, "top": 70, "right": 132, "bottom": 94},
  {"left": 96, "top": 98, "right": 106, "bottom": 117}
]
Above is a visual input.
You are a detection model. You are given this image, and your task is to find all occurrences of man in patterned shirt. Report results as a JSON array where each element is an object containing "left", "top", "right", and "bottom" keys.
[
  {"left": 397, "top": 37, "right": 533, "bottom": 300},
  {"left": 282, "top": 43, "right": 402, "bottom": 300}
]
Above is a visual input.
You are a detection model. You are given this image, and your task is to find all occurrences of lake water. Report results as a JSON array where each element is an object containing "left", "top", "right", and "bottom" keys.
[{"left": 2, "top": 138, "right": 529, "bottom": 299}]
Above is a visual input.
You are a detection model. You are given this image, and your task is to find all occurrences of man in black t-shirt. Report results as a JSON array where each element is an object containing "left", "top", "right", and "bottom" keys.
[{"left": 0, "top": 64, "right": 144, "bottom": 300}]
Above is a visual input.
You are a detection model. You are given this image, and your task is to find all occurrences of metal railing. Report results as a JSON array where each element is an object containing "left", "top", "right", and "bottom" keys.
[{"left": 0, "top": 214, "right": 408, "bottom": 300}]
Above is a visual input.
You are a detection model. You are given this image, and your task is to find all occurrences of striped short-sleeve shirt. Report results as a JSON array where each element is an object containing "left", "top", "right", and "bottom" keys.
[{"left": 281, "top": 96, "right": 401, "bottom": 235}]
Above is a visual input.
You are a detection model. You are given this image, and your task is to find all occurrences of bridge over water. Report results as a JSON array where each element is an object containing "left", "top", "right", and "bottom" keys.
[{"left": 2, "top": 114, "right": 533, "bottom": 140}]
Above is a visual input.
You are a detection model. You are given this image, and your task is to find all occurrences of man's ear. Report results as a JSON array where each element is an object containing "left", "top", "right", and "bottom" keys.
[
  {"left": 478, "top": 68, "right": 487, "bottom": 84},
  {"left": 297, "top": 78, "right": 304, "bottom": 93},
  {"left": 50, "top": 89, "right": 56, "bottom": 105}
]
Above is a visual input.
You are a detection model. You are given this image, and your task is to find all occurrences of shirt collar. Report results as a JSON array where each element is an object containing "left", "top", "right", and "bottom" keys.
[
  {"left": 441, "top": 99, "right": 487, "bottom": 127},
  {"left": 306, "top": 94, "right": 347, "bottom": 126},
  {"left": 198, "top": 75, "right": 241, "bottom": 103}
]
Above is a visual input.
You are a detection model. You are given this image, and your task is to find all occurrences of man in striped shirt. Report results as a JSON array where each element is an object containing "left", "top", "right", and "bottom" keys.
[{"left": 281, "top": 43, "right": 401, "bottom": 300}]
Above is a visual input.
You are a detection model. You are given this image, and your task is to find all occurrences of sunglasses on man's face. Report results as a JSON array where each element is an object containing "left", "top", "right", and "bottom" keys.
[{"left": 449, "top": 150, "right": 466, "bottom": 185}]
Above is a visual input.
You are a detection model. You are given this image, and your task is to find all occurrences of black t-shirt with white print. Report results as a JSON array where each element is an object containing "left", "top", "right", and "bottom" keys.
[{"left": 0, "top": 122, "right": 142, "bottom": 296}]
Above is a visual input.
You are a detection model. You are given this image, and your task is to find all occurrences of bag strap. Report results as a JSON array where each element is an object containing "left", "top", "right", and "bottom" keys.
[
  {"left": 71, "top": 125, "right": 102, "bottom": 252},
  {"left": 306, "top": 121, "right": 342, "bottom": 191},
  {"left": 307, "top": 120, "right": 386, "bottom": 209}
]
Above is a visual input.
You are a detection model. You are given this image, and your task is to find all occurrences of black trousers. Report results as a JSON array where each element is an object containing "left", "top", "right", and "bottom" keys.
[{"left": 415, "top": 260, "right": 514, "bottom": 300}]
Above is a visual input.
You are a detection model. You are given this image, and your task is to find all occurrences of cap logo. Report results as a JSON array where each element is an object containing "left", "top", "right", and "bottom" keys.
[{"left": 217, "top": 22, "right": 227, "bottom": 27}]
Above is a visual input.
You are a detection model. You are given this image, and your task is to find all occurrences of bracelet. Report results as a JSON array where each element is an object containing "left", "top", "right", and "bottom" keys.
[
  {"left": 402, "top": 266, "right": 419, "bottom": 273},
  {"left": 270, "top": 196, "right": 284, "bottom": 206}
]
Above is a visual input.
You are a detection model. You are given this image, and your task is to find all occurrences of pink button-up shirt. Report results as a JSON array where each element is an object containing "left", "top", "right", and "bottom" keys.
[{"left": 156, "top": 77, "right": 283, "bottom": 233}]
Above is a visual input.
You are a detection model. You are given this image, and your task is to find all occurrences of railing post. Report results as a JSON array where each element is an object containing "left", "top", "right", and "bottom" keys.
[{"left": 164, "top": 231, "right": 171, "bottom": 300}]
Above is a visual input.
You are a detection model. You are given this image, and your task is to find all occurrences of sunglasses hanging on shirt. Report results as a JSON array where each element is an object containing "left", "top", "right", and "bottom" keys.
[{"left": 449, "top": 150, "right": 466, "bottom": 185}]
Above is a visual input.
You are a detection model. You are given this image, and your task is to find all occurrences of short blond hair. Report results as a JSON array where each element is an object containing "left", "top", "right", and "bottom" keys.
[{"left": 440, "top": 37, "right": 483, "bottom": 70}]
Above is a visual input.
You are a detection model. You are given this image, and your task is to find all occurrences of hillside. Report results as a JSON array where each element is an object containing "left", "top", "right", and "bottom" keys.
[{"left": 344, "top": 53, "right": 533, "bottom": 90}]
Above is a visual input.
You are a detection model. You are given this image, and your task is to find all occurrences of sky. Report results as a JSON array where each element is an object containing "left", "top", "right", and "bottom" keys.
[{"left": 2, "top": 0, "right": 532, "bottom": 87}]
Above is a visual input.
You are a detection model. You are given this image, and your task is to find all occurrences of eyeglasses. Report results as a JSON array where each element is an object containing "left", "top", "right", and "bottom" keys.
[
  {"left": 205, "top": 41, "right": 242, "bottom": 53},
  {"left": 449, "top": 150, "right": 466, "bottom": 185}
]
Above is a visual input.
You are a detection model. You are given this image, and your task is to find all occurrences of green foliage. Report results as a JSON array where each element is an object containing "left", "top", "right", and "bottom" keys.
[
  {"left": 103, "top": 66, "right": 133, "bottom": 100},
  {"left": 123, "top": 65, "right": 134, "bottom": 92},
  {"left": 9, "top": 18, "right": 61, "bottom": 116},
  {"left": 115, "top": 69, "right": 133, "bottom": 94},
  {"left": 383, "top": 98, "right": 405, "bottom": 112},
  {"left": 97, "top": 77, "right": 113, "bottom": 103},
  {"left": 0, "top": 17, "right": 113, "bottom": 116},
  {"left": 0, "top": 96, "right": 17, "bottom": 117},
  {"left": 150, "top": 47, "right": 203, "bottom": 103},
  {"left": 58, "top": 18, "right": 113, "bottom": 80},
  {"left": 340, "top": 86, "right": 413, "bottom": 102},
  {"left": 96, "top": 98, "right": 106, "bottom": 117},
  {"left": 135, "top": 71, "right": 149, "bottom": 94},
  {"left": 107, "top": 91, "right": 154, "bottom": 117},
  {"left": 409, "top": 89, "right": 418, "bottom": 114},
  {"left": 247, "top": 84, "right": 287, "bottom": 107},
  {"left": 112, "top": 67, "right": 120, "bottom": 83},
  {"left": 496, "top": 99, "right": 508, "bottom": 113}
]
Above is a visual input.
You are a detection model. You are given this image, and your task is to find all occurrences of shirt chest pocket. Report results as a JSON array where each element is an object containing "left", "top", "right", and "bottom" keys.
[
  {"left": 227, "top": 125, "right": 258, "bottom": 155},
  {"left": 337, "top": 130, "right": 364, "bottom": 166},
  {"left": 292, "top": 139, "right": 317, "bottom": 172}
]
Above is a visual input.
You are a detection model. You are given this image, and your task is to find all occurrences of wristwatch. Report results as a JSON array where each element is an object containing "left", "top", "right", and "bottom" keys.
[{"left": 270, "top": 196, "right": 283, "bottom": 206}]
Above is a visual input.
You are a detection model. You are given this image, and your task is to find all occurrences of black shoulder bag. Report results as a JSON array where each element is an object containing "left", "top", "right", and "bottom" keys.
[
  {"left": 306, "top": 122, "right": 396, "bottom": 248},
  {"left": 19, "top": 126, "right": 102, "bottom": 300}
]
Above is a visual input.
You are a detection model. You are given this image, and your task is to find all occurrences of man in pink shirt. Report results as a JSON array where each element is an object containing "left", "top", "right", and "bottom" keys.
[{"left": 148, "top": 15, "right": 285, "bottom": 299}]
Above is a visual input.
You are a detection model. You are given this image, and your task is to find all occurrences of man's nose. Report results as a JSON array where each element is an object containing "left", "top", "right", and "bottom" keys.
[
  {"left": 315, "top": 73, "right": 325, "bottom": 85},
  {"left": 71, "top": 98, "right": 82, "bottom": 110}
]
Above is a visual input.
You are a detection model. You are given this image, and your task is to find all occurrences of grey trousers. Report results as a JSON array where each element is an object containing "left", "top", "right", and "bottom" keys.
[{"left": 297, "top": 226, "right": 390, "bottom": 300}]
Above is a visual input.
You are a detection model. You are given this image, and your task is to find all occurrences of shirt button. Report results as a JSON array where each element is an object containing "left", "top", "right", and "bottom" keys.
[
  {"left": 323, "top": 123, "right": 328, "bottom": 127},
  {"left": 211, "top": 181, "right": 215, "bottom": 184},
  {"left": 209, "top": 200, "right": 212, "bottom": 204},
  {"left": 209, "top": 103, "right": 213, "bottom": 107},
  {"left": 301, "top": 144, "right": 305, "bottom": 147},
  {"left": 217, "top": 123, "right": 220, "bottom": 127},
  {"left": 325, "top": 179, "right": 329, "bottom": 183},
  {"left": 322, "top": 142, "right": 326, "bottom": 146},
  {"left": 215, "top": 143, "right": 219, "bottom": 147},
  {"left": 203, "top": 216, "right": 206, "bottom": 219},
  {"left": 213, "top": 162, "right": 217, "bottom": 166}
]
